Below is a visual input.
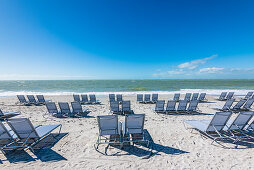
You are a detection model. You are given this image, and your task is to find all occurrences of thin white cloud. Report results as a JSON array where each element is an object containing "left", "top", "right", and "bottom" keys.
[{"left": 199, "top": 67, "right": 224, "bottom": 73}]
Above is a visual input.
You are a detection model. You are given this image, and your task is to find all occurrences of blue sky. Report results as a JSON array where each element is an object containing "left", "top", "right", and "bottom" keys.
[{"left": 0, "top": 0, "right": 254, "bottom": 80}]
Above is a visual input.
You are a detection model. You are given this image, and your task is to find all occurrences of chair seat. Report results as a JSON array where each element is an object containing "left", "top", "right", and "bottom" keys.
[
  {"left": 35, "top": 124, "right": 61, "bottom": 138},
  {"left": 184, "top": 120, "right": 209, "bottom": 132}
]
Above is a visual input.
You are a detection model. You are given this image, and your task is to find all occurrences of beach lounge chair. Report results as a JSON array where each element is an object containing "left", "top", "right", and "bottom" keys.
[
  {"left": 151, "top": 94, "right": 158, "bottom": 103},
  {"left": 81, "top": 94, "right": 89, "bottom": 104},
  {"left": 165, "top": 100, "right": 176, "bottom": 114},
  {"left": 0, "top": 109, "right": 20, "bottom": 119},
  {"left": 177, "top": 100, "right": 188, "bottom": 113},
  {"left": 191, "top": 93, "right": 199, "bottom": 101},
  {"left": 110, "top": 101, "right": 121, "bottom": 114},
  {"left": 212, "top": 99, "right": 235, "bottom": 111},
  {"left": 137, "top": 94, "right": 143, "bottom": 103},
  {"left": 27, "top": 95, "right": 40, "bottom": 105},
  {"left": 6, "top": 118, "right": 61, "bottom": 152},
  {"left": 187, "top": 100, "right": 199, "bottom": 113},
  {"left": 36, "top": 95, "right": 50, "bottom": 104},
  {"left": 198, "top": 93, "right": 207, "bottom": 102},
  {"left": 89, "top": 94, "right": 99, "bottom": 104},
  {"left": 116, "top": 94, "right": 123, "bottom": 103},
  {"left": 231, "top": 100, "right": 246, "bottom": 111},
  {"left": 226, "top": 92, "right": 234, "bottom": 100},
  {"left": 154, "top": 100, "right": 165, "bottom": 113},
  {"left": 173, "top": 93, "right": 180, "bottom": 102},
  {"left": 71, "top": 102, "right": 88, "bottom": 116},
  {"left": 241, "top": 98, "right": 254, "bottom": 111},
  {"left": 218, "top": 92, "right": 227, "bottom": 101},
  {"left": 144, "top": 94, "right": 151, "bottom": 103},
  {"left": 45, "top": 102, "right": 63, "bottom": 117},
  {"left": 109, "top": 94, "right": 115, "bottom": 102},
  {"left": 122, "top": 101, "right": 132, "bottom": 114},
  {"left": 73, "top": 94, "right": 81, "bottom": 102},
  {"left": 242, "top": 92, "right": 253, "bottom": 100},
  {"left": 17, "top": 95, "right": 30, "bottom": 105},
  {"left": 184, "top": 93, "right": 191, "bottom": 102},
  {"left": 184, "top": 112, "right": 233, "bottom": 143},
  {"left": 59, "top": 102, "right": 74, "bottom": 116}
]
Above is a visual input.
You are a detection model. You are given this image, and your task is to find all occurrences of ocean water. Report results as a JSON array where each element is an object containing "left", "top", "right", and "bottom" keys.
[{"left": 0, "top": 79, "right": 254, "bottom": 96}]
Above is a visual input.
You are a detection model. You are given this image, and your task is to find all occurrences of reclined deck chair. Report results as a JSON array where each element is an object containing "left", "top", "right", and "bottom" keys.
[
  {"left": 109, "top": 94, "right": 115, "bottom": 102},
  {"left": 0, "top": 121, "right": 18, "bottom": 153},
  {"left": 122, "top": 114, "right": 149, "bottom": 146},
  {"left": 137, "top": 94, "right": 143, "bottom": 103},
  {"left": 17, "top": 95, "right": 30, "bottom": 106},
  {"left": 212, "top": 99, "right": 235, "bottom": 111},
  {"left": 81, "top": 94, "right": 89, "bottom": 104},
  {"left": 144, "top": 94, "right": 151, "bottom": 103},
  {"left": 184, "top": 93, "right": 191, "bottom": 102},
  {"left": 6, "top": 118, "right": 61, "bottom": 152},
  {"left": 89, "top": 94, "right": 99, "bottom": 104},
  {"left": 187, "top": 100, "right": 199, "bottom": 113},
  {"left": 165, "top": 100, "right": 176, "bottom": 114},
  {"left": 73, "top": 94, "right": 81, "bottom": 102},
  {"left": 218, "top": 92, "right": 227, "bottom": 101},
  {"left": 231, "top": 100, "right": 246, "bottom": 112},
  {"left": 36, "top": 95, "right": 50, "bottom": 105},
  {"left": 151, "top": 94, "right": 158, "bottom": 103},
  {"left": 241, "top": 98, "right": 254, "bottom": 111},
  {"left": 154, "top": 100, "right": 165, "bottom": 113},
  {"left": 71, "top": 102, "right": 88, "bottom": 116},
  {"left": 110, "top": 101, "right": 121, "bottom": 114},
  {"left": 122, "top": 101, "right": 132, "bottom": 114},
  {"left": 184, "top": 112, "right": 233, "bottom": 144},
  {"left": 198, "top": 93, "right": 207, "bottom": 102},
  {"left": 191, "top": 93, "right": 199, "bottom": 101},
  {"left": 27, "top": 95, "right": 40, "bottom": 105},
  {"left": 116, "top": 94, "right": 123, "bottom": 103},
  {"left": 45, "top": 102, "right": 63, "bottom": 117},
  {"left": 59, "top": 102, "right": 74, "bottom": 117},
  {"left": 226, "top": 92, "right": 234, "bottom": 100},
  {"left": 0, "top": 109, "right": 20, "bottom": 119},
  {"left": 95, "top": 115, "right": 121, "bottom": 151},
  {"left": 242, "top": 92, "right": 253, "bottom": 100},
  {"left": 177, "top": 100, "right": 188, "bottom": 113},
  {"left": 173, "top": 93, "right": 180, "bottom": 102}
]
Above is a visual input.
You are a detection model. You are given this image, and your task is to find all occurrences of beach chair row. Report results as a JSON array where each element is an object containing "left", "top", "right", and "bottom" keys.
[
  {"left": 0, "top": 118, "right": 61, "bottom": 153},
  {"left": 110, "top": 101, "right": 133, "bottom": 114},
  {"left": 137, "top": 94, "right": 158, "bottom": 103},
  {"left": 185, "top": 111, "right": 254, "bottom": 144},
  {"left": 96, "top": 114, "right": 149, "bottom": 152},
  {"left": 217, "top": 92, "right": 234, "bottom": 101},
  {"left": 172, "top": 93, "right": 207, "bottom": 102},
  {"left": 73, "top": 94, "right": 100, "bottom": 104},
  {"left": 0, "top": 108, "right": 20, "bottom": 119},
  {"left": 46, "top": 102, "right": 89, "bottom": 117},
  {"left": 17, "top": 95, "right": 50, "bottom": 105},
  {"left": 154, "top": 100, "right": 200, "bottom": 114},
  {"left": 109, "top": 94, "right": 123, "bottom": 102},
  {"left": 212, "top": 98, "right": 254, "bottom": 112}
]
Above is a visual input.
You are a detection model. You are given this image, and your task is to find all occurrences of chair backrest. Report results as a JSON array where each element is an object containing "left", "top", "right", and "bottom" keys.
[
  {"left": 187, "top": 100, "right": 199, "bottom": 111},
  {"left": 222, "top": 99, "right": 234, "bottom": 110},
  {"left": 219, "top": 92, "right": 227, "bottom": 100},
  {"left": 17, "top": 95, "right": 27, "bottom": 103},
  {"left": 0, "top": 109, "right": 3, "bottom": 115},
  {"left": 122, "top": 101, "right": 131, "bottom": 112},
  {"left": 152, "top": 94, "right": 158, "bottom": 102},
  {"left": 81, "top": 94, "right": 89, "bottom": 103},
  {"left": 191, "top": 93, "right": 199, "bottom": 101},
  {"left": 232, "top": 100, "right": 246, "bottom": 110},
  {"left": 71, "top": 102, "right": 83, "bottom": 113},
  {"left": 226, "top": 92, "right": 234, "bottom": 100},
  {"left": 0, "top": 122, "right": 13, "bottom": 140},
  {"left": 46, "top": 102, "right": 58, "bottom": 113},
  {"left": 155, "top": 100, "right": 165, "bottom": 111},
  {"left": 110, "top": 101, "right": 120, "bottom": 112},
  {"left": 109, "top": 94, "right": 115, "bottom": 102},
  {"left": 173, "top": 93, "right": 180, "bottom": 101},
  {"left": 166, "top": 100, "right": 176, "bottom": 111},
  {"left": 36, "top": 95, "right": 45, "bottom": 103},
  {"left": 242, "top": 98, "right": 254, "bottom": 109},
  {"left": 137, "top": 94, "right": 143, "bottom": 102},
  {"left": 89, "top": 94, "right": 96, "bottom": 102},
  {"left": 73, "top": 94, "right": 81, "bottom": 102},
  {"left": 177, "top": 100, "right": 188, "bottom": 111},
  {"left": 27, "top": 95, "right": 37, "bottom": 103},
  {"left": 6, "top": 118, "right": 39, "bottom": 139},
  {"left": 59, "top": 102, "right": 71, "bottom": 113},
  {"left": 245, "top": 92, "right": 253, "bottom": 99},
  {"left": 116, "top": 94, "right": 123, "bottom": 102},
  {"left": 206, "top": 112, "right": 232, "bottom": 132},
  {"left": 125, "top": 114, "right": 145, "bottom": 134},
  {"left": 227, "top": 111, "right": 254, "bottom": 130},
  {"left": 198, "top": 93, "right": 206, "bottom": 101},
  {"left": 144, "top": 94, "right": 151, "bottom": 102},
  {"left": 97, "top": 115, "right": 118, "bottom": 135},
  {"left": 184, "top": 93, "right": 191, "bottom": 101}
]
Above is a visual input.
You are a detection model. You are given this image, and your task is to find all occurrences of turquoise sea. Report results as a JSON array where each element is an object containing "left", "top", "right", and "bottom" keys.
[{"left": 0, "top": 79, "right": 254, "bottom": 96}]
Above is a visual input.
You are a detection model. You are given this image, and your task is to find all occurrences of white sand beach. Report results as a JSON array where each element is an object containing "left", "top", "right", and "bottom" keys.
[{"left": 0, "top": 94, "right": 253, "bottom": 170}]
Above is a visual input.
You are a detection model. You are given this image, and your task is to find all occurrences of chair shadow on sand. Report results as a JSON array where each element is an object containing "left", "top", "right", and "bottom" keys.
[
  {"left": 1, "top": 132, "right": 68, "bottom": 164},
  {"left": 105, "top": 130, "right": 189, "bottom": 159}
]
